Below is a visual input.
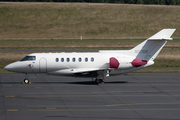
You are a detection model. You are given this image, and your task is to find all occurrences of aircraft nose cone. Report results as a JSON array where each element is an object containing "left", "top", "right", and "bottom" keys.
[
  {"left": 4, "top": 62, "right": 20, "bottom": 72},
  {"left": 4, "top": 64, "right": 13, "bottom": 71}
]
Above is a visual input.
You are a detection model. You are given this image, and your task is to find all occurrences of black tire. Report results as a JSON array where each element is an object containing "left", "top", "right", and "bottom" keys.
[
  {"left": 24, "top": 79, "right": 29, "bottom": 84},
  {"left": 95, "top": 79, "right": 104, "bottom": 84}
]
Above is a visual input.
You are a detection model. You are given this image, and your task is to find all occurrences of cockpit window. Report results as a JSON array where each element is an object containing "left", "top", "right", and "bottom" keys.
[{"left": 20, "top": 56, "right": 36, "bottom": 61}]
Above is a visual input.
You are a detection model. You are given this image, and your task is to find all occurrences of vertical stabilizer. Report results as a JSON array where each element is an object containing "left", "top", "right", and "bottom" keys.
[{"left": 130, "top": 29, "right": 176, "bottom": 61}]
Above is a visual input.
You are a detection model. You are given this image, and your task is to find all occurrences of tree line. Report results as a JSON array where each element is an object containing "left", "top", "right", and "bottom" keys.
[{"left": 1, "top": 0, "right": 180, "bottom": 5}]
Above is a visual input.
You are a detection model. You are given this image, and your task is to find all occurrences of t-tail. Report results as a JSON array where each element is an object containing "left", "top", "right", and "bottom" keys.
[
  {"left": 100, "top": 29, "right": 176, "bottom": 70},
  {"left": 130, "top": 29, "right": 176, "bottom": 61}
]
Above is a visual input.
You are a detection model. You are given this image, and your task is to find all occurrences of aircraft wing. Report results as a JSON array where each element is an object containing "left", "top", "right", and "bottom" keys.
[
  {"left": 73, "top": 68, "right": 106, "bottom": 73},
  {"left": 48, "top": 68, "right": 107, "bottom": 77}
]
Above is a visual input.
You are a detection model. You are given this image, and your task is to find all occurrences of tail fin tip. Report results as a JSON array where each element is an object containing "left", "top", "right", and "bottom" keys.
[{"left": 148, "top": 29, "right": 176, "bottom": 40}]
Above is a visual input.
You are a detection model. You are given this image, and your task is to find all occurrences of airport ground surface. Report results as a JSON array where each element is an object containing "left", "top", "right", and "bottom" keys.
[{"left": 0, "top": 73, "right": 180, "bottom": 120}]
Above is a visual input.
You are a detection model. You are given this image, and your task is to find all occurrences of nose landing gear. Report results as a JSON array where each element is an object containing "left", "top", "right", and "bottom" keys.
[
  {"left": 23, "top": 73, "right": 31, "bottom": 84},
  {"left": 24, "top": 78, "right": 29, "bottom": 84}
]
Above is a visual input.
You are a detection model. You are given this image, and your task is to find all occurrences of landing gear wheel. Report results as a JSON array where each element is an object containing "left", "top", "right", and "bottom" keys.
[
  {"left": 95, "top": 79, "right": 104, "bottom": 84},
  {"left": 24, "top": 79, "right": 29, "bottom": 84}
]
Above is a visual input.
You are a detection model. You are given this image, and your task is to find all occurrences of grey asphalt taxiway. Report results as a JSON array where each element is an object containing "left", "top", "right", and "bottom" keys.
[{"left": 1, "top": 73, "right": 180, "bottom": 120}]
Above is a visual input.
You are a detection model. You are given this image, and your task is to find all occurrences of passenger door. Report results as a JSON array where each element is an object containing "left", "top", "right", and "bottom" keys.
[{"left": 39, "top": 58, "right": 47, "bottom": 73}]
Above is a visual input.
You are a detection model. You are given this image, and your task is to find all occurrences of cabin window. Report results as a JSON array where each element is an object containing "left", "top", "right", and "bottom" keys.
[
  {"left": 91, "top": 57, "right": 94, "bottom": 62},
  {"left": 67, "top": 58, "right": 70, "bottom": 62},
  {"left": 55, "top": 58, "right": 59, "bottom": 62},
  {"left": 85, "top": 57, "right": 88, "bottom": 62},
  {"left": 72, "top": 58, "right": 76, "bottom": 62},
  {"left": 20, "top": 56, "right": 36, "bottom": 61},
  {"left": 78, "top": 58, "right": 82, "bottom": 62},
  {"left": 61, "top": 58, "right": 64, "bottom": 62}
]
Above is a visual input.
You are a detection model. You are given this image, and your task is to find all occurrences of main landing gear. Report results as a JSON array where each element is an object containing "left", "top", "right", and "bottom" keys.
[
  {"left": 95, "top": 79, "right": 104, "bottom": 84},
  {"left": 94, "top": 70, "right": 109, "bottom": 84}
]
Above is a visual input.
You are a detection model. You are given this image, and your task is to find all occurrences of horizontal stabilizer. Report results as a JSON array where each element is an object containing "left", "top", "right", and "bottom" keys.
[
  {"left": 148, "top": 38, "right": 173, "bottom": 41},
  {"left": 148, "top": 29, "right": 176, "bottom": 40}
]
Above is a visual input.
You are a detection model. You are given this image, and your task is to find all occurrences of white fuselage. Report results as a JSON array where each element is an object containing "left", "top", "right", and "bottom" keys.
[{"left": 4, "top": 52, "right": 153, "bottom": 77}]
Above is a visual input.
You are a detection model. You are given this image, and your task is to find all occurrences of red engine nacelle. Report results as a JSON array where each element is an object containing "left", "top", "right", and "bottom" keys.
[
  {"left": 132, "top": 58, "right": 147, "bottom": 67},
  {"left": 109, "top": 57, "right": 120, "bottom": 69},
  {"left": 109, "top": 57, "right": 147, "bottom": 69}
]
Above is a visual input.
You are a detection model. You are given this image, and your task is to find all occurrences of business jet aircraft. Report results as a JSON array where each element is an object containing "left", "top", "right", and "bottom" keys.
[{"left": 4, "top": 29, "right": 176, "bottom": 84}]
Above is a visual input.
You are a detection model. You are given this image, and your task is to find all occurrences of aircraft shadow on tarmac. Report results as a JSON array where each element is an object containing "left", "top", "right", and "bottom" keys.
[
  {"left": 46, "top": 116, "right": 163, "bottom": 120},
  {"left": 0, "top": 81, "right": 128, "bottom": 85},
  {"left": 45, "top": 116, "right": 168, "bottom": 120},
  {"left": 66, "top": 81, "right": 128, "bottom": 85}
]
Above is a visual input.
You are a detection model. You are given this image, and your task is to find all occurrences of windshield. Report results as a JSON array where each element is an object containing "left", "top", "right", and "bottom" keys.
[{"left": 20, "top": 56, "right": 36, "bottom": 61}]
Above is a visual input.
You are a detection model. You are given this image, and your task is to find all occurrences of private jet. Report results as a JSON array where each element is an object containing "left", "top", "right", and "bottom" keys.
[{"left": 4, "top": 29, "right": 176, "bottom": 84}]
